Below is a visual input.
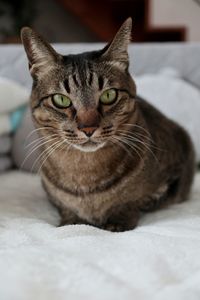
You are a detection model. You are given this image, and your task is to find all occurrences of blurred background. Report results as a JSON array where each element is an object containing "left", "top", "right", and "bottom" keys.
[{"left": 0, "top": 0, "right": 200, "bottom": 43}]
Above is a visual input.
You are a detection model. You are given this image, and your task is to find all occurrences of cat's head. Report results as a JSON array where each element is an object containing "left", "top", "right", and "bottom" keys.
[{"left": 21, "top": 18, "right": 137, "bottom": 153}]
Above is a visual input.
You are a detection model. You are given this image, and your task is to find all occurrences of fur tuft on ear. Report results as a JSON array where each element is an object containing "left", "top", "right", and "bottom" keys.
[
  {"left": 102, "top": 18, "right": 132, "bottom": 68},
  {"left": 21, "top": 27, "right": 60, "bottom": 77}
]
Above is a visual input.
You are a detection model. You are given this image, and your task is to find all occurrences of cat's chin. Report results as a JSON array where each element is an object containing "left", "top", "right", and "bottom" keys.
[{"left": 73, "top": 141, "right": 106, "bottom": 153}]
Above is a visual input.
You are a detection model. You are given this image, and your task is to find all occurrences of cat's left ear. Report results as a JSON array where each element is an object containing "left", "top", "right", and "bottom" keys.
[
  {"left": 21, "top": 27, "right": 61, "bottom": 77},
  {"left": 101, "top": 18, "right": 132, "bottom": 68}
]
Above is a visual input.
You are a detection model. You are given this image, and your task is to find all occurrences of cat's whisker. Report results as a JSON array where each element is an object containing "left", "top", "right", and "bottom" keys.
[
  {"left": 117, "top": 131, "right": 159, "bottom": 164},
  {"left": 36, "top": 138, "right": 71, "bottom": 174},
  {"left": 123, "top": 123, "right": 151, "bottom": 136},
  {"left": 117, "top": 131, "right": 151, "bottom": 147},
  {"left": 25, "top": 127, "right": 57, "bottom": 142},
  {"left": 120, "top": 137, "right": 144, "bottom": 162},
  {"left": 102, "top": 129, "right": 113, "bottom": 134},
  {"left": 118, "top": 128, "right": 165, "bottom": 152},
  {"left": 118, "top": 131, "right": 153, "bottom": 150},
  {"left": 113, "top": 135, "right": 144, "bottom": 162},
  {"left": 20, "top": 137, "right": 59, "bottom": 169},
  {"left": 111, "top": 137, "right": 134, "bottom": 159},
  {"left": 118, "top": 129, "right": 153, "bottom": 142},
  {"left": 38, "top": 140, "right": 68, "bottom": 174},
  {"left": 32, "top": 139, "right": 62, "bottom": 172},
  {"left": 117, "top": 131, "right": 153, "bottom": 148},
  {"left": 27, "top": 136, "right": 59, "bottom": 156},
  {"left": 25, "top": 134, "right": 59, "bottom": 149},
  {"left": 98, "top": 134, "right": 113, "bottom": 139}
]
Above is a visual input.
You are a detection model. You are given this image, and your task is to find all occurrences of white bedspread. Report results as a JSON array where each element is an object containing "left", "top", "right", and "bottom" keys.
[{"left": 0, "top": 171, "right": 200, "bottom": 300}]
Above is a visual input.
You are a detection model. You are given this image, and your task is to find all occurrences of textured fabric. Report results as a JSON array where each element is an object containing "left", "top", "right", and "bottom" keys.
[
  {"left": 0, "top": 77, "right": 28, "bottom": 135},
  {"left": 0, "top": 114, "right": 10, "bottom": 135},
  {"left": 0, "top": 77, "right": 29, "bottom": 114},
  {"left": 0, "top": 135, "right": 11, "bottom": 154},
  {"left": 0, "top": 76, "right": 28, "bottom": 172},
  {"left": 0, "top": 170, "right": 200, "bottom": 300},
  {"left": 10, "top": 105, "right": 27, "bottom": 132},
  {"left": 0, "top": 155, "right": 12, "bottom": 172}
]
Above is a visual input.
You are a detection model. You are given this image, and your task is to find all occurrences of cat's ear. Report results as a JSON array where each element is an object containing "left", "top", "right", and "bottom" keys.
[
  {"left": 21, "top": 27, "right": 60, "bottom": 77},
  {"left": 101, "top": 18, "right": 132, "bottom": 68}
]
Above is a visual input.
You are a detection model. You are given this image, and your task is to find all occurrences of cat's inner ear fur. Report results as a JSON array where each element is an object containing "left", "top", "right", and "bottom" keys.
[
  {"left": 101, "top": 17, "right": 132, "bottom": 68},
  {"left": 21, "top": 27, "right": 60, "bottom": 77}
]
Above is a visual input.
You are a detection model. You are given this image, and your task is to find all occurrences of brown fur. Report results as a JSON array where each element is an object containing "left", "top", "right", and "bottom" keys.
[{"left": 21, "top": 18, "right": 195, "bottom": 232}]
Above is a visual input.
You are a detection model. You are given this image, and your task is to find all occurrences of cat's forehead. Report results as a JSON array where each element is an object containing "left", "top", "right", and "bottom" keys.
[
  {"left": 60, "top": 52, "right": 109, "bottom": 92},
  {"left": 60, "top": 51, "right": 127, "bottom": 89},
  {"left": 62, "top": 52, "right": 101, "bottom": 76}
]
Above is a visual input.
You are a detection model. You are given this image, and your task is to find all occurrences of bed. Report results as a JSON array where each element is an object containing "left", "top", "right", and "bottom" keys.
[{"left": 0, "top": 43, "right": 200, "bottom": 300}]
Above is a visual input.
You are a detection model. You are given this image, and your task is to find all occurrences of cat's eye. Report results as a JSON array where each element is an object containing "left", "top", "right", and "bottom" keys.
[
  {"left": 52, "top": 94, "right": 72, "bottom": 108},
  {"left": 100, "top": 88, "right": 117, "bottom": 105}
]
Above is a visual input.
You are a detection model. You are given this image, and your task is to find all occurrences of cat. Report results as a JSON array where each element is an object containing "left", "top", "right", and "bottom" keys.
[{"left": 21, "top": 18, "right": 195, "bottom": 232}]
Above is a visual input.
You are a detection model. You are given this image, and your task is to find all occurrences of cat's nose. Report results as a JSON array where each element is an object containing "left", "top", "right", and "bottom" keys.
[
  {"left": 76, "top": 108, "right": 100, "bottom": 137},
  {"left": 79, "top": 126, "right": 97, "bottom": 137}
]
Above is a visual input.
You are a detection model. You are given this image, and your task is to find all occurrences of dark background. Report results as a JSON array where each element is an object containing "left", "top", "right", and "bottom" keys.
[{"left": 0, "top": 0, "right": 199, "bottom": 44}]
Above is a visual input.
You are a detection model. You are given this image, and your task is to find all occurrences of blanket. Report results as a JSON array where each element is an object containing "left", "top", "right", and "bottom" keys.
[
  {"left": 0, "top": 77, "right": 28, "bottom": 114},
  {"left": 0, "top": 135, "right": 11, "bottom": 154},
  {"left": 0, "top": 156, "right": 12, "bottom": 171},
  {"left": 0, "top": 171, "right": 200, "bottom": 300},
  {"left": 0, "top": 77, "right": 29, "bottom": 172},
  {"left": 0, "top": 136, "right": 12, "bottom": 171}
]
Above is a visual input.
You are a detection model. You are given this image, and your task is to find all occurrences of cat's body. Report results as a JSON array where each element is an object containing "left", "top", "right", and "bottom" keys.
[{"left": 21, "top": 19, "right": 195, "bottom": 231}]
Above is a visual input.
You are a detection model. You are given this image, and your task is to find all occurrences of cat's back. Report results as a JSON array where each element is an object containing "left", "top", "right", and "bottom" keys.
[
  {"left": 136, "top": 95, "right": 194, "bottom": 153},
  {"left": 136, "top": 95, "right": 195, "bottom": 179}
]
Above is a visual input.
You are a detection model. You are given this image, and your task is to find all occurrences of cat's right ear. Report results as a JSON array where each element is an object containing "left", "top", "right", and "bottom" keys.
[{"left": 21, "top": 27, "right": 61, "bottom": 77}]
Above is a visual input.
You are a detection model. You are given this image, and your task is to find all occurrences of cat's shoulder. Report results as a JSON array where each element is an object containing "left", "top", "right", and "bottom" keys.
[{"left": 135, "top": 95, "right": 166, "bottom": 121}]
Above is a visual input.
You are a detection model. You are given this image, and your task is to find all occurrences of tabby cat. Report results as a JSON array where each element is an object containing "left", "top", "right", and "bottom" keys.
[{"left": 21, "top": 18, "right": 195, "bottom": 232}]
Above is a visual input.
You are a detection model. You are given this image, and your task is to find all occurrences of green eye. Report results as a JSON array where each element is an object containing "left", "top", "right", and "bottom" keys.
[
  {"left": 52, "top": 94, "right": 71, "bottom": 108},
  {"left": 100, "top": 88, "right": 117, "bottom": 105}
]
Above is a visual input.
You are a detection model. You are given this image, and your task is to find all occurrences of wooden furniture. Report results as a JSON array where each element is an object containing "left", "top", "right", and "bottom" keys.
[{"left": 56, "top": 0, "right": 186, "bottom": 42}]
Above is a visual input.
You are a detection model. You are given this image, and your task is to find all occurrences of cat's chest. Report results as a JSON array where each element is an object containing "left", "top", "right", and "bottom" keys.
[
  {"left": 47, "top": 148, "right": 128, "bottom": 193},
  {"left": 53, "top": 156, "right": 122, "bottom": 193}
]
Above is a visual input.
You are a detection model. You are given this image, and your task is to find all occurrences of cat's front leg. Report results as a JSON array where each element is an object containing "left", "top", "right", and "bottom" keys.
[
  {"left": 101, "top": 203, "right": 140, "bottom": 232},
  {"left": 58, "top": 209, "right": 88, "bottom": 227}
]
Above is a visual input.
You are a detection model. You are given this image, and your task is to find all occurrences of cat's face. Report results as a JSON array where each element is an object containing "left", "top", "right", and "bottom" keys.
[{"left": 21, "top": 18, "right": 136, "bottom": 152}]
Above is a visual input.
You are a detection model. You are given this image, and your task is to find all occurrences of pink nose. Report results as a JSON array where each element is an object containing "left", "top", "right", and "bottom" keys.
[{"left": 79, "top": 126, "right": 97, "bottom": 137}]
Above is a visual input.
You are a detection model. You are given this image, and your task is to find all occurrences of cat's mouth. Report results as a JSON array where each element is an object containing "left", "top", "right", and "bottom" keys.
[{"left": 73, "top": 140, "right": 106, "bottom": 152}]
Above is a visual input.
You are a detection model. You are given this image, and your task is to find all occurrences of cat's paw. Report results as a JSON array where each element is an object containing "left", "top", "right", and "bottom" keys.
[
  {"left": 102, "top": 222, "right": 137, "bottom": 232},
  {"left": 58, "top": 216, "right": 86, "bottom": 227},
  {"left": 102, "top": 223, "right": 125, "bottom": 232},
  {"left": 101, "top": 208, "right": 140, "bottom": 232}
]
